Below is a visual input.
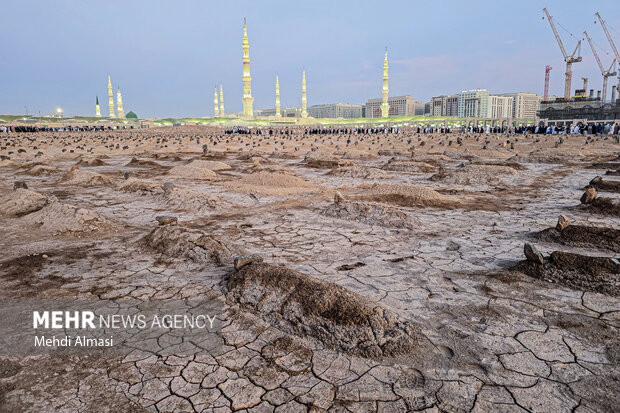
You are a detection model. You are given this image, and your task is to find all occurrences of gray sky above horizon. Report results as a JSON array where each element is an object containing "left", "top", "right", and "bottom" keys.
[{"left": 1, "top": 0, "right": 619, "bottom": 118}]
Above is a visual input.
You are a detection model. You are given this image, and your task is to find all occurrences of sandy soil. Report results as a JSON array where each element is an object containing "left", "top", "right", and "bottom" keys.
[{"left": 0, "top": 126, "right": 619, "bottom": 412}]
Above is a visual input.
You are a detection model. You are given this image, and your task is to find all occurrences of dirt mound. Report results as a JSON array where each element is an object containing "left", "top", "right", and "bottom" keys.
[
  {"left": 125, "top": 157, "right": 167, "bottom": 168},
  {"left": 590, "top": 179, "right": 620, "bottom": 193},
  {"left": 163, "top": 187, "right": 231, "bottom": 211},
  {"left": 223, "top": 172, "right": 319, "bottom": 196},
  {"left": 61, "top": 169, "right": 113, "bottom": 186},
  {"left": 237, "top": 151, "right": 268, "bottom": 161},
  {"left": 381, "top": 159, "right": 436, "bottom": 173},
  {"left": 537, "top": 226, "right": 620, "bottom": 253},
  {"left": 304, "top": 152, "right": 356, "bottom": 169},
  {"left": 243, "top": 162, "right": 296, "bottom": 175},
  {"left": 587, "top": 162, "right": 620, "bottom": 170},
  {"left": 143, "top": 225, "right": 240, "bottom": 265},
  {"left": 0, "top": 189, "right": 48, "bottom": 217},
  {"left": 358, "top": 184, "right": 458, "bottom": 209},
  {"left": 0, "top": 159, "right": 19, "bottom": 168},
  {"left": 201, "top": 150, "right": 228, "bottom": 160},
  {"left": 227, "top": 262, "right": 427, "bottom": 358},
  {"left": 21, "top": 202, "right": 113, "bottom": 233},
  {"left": 470, "top": 160, "right": 527, "bottom": 170},
  {"left": 449, "top": 149, "right": 511, "bottom": 160},
  {"left": 118, "top": 178, "right": 163, "bottom": 194},
  {"left": 322, "top": 200, "right": 417, "bottom": 229},
  {"left": 187, "top": 159, "right": 231, "bottom": 171},
  {"left": 411, "top": 154, "right": 452, "bottom": 166},
  {"left": 76, "top": 157, "right": 108, "bottom": 166},
  {"left": 510, "top": 149, "right": 581, "bottom": 164},
  {"left": 24, "top": 164, "right": 59, "bottom": 176},
  {"left": 167, "top": 163, "right": 218, "bottom": 179},
  {"left": 431, "top": 164, "right": 516, "bottom": 186},
  {"left": 327, "top": 166, "right": 390, "bottom": 179},
  {"left": 378, "top": 149, "right": 411, "bottom": 157},
  {"left": 336, "top": 149, "right": 377, "bottom": 160},
  {"left": 582, "top": 198, "right": 620, "bottom": 216},
  {"left": 515, "top": 251, "right": 619, "bottom": 296}
]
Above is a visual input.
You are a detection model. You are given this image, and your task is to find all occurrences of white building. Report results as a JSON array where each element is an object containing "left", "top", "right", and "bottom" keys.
[
  {"left": 487, "top": 95, "right": 513, "bottom": 118},
  {"left": 255, "top": 107, "right": 302, "bottom": 118},
  {"left": 365, "top": 95, "right": 417, "bottom": 118},
  {"left": 457, "top": 89, "right": 489, "bottom": 118},
  {"left": 500, "top": 93, "right": 541, "bottom": 119},
  {"left": 308, "top": 103, "right": 363, "bottom": 119}
]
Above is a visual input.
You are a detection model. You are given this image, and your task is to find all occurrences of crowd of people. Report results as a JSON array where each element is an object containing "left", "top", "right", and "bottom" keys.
[
  {"left": 3, "top": 121, "right": 619, "bottom": 136},
  {"left": 223, "top": 122, "right": 620, "bottom": 136},
  {"left": 0, "top": 125, "right": 132, "bottom": 133}
]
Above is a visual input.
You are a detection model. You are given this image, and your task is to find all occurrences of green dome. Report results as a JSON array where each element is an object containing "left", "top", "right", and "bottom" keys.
[{"left": 126, "top": 111, "right": 138, "bottom": 119}]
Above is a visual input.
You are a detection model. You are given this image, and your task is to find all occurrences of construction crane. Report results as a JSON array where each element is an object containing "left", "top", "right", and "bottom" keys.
[
  {"left": 544, "top": 65, "right": 552, "bottom": 100},
  {"left": 584, "top": 31, "right": 617, "bottom": 103},
  {"left": 543, "top": 8, "right": 582, "bottom": 101},
  {"left": 595, "top": 12, "right": 620, "bottom": 95}
]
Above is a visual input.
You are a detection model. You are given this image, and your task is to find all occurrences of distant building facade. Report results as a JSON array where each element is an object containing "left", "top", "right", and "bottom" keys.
[
  {"left": 365, "top": 95, "right": 417, "bottom": 118},
  {"left": 501, "top": 93, "right": 541, "bottom": 119},
  {"left": 255, "top": 107, "right": 302, "bottom": 118},
  {"left": 424, "top": 102, "right": 431, "bottom": 116},
  {"left": 538, "top": 97, "right": 620, "bottom": 120},
  {"left": 456, "top": 89, "right": 516, "bottom": 118},
  {"left": 430, "top": 95, "right": 458, "bottom": 117},
  {"left": 308, "top": 103, "right": 362, "bottom": 119},
  {"left": 413, "top": 101, "right": 425, "bottom": 115},
  {"left": 487, "top": 95, "right": 513, "bottom": 118},
  {"left": 457, "top": 89, "right": 489, "bottom": 118}
]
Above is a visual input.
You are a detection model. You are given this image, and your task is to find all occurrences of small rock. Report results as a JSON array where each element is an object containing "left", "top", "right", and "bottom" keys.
[
  {"left": 334, "top": 191, "right": 345, "bottom": 204},
  {"left": 156, "top": 216, "right": 178, "bottom": 226},
  {"left": 580, "top": 187, "right": 597, "bottom": 204},
  {"left": 163, "top": 182, "right": 175, "bottom": 191},
  {"left": 556, "top": 214, "right": 570, "bottom": 231},
  {"left": 234, "top": 254, "right": 263, "bottom": 270},
  {"left": 124, "top": 172, "right": 131, "bottom": 180},
  {"left": 70, "top": 165, "right": 79, "bottom": 172},
  {"left": 13, "top": 181, "right": 28, "bottom": 190},
  {"left": 589, "top": 176, "right": 603, "bottom": 185},
  {"left": 524, "top": 242, "right": 544, "bottom": 265}
]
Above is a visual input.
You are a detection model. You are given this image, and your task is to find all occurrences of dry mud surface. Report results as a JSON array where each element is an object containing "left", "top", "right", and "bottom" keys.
[{"left": 0, "top": 126, "right": 619, "bottom": 412}]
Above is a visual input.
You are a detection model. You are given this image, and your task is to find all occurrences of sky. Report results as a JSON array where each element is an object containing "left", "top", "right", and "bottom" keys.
[{"left": 1, "top": 0, "right": 619, "bottom": 118}]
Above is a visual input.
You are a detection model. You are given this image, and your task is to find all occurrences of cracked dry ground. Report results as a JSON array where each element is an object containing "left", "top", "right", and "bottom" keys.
[{"left": 0, "top": 128, "right": 619, "bottom": 412}]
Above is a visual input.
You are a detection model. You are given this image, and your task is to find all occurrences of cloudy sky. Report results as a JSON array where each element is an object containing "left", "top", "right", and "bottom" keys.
[{"left": 1, "top": 0, "right": 619, "bottom": 117}]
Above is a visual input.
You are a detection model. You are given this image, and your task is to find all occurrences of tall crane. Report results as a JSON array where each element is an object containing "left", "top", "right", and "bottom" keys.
[
  {"left": 544, "top": 65, "right": 552, "bottom": 100},
  {"left": 595, "top": 12, "right": 620, "bottom": 96},
  {"left": 584, "top": 31, "right": 617, "bottom": 103},
  {"left": 543, "top": 8, "right": 582, "bottom": 101}
]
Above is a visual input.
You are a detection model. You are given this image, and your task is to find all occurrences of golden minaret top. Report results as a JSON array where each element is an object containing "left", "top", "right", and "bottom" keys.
[
  {"left": 381, "top": 47, "right": 390, "bottom": 118},
  {"left": 301, "top": 68, "right": 307, "bottom": 118},
  {"left": 116, "top": 87, "right": 125, "bottom": 119},
  {"left": 275, "top": 74, "right": 281, "bottom": 118},
  {"left": 108, "top": 75, "right": 115, "bottom": 118},
  {"left": 214, "top": 86, "right": 219, "bottom": 117},
  {"left": 242, "top": 18, "right": 254, "bottom": 118},
  {"left": 219, "top": 84, "right": 224, "bottom": 116}
]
